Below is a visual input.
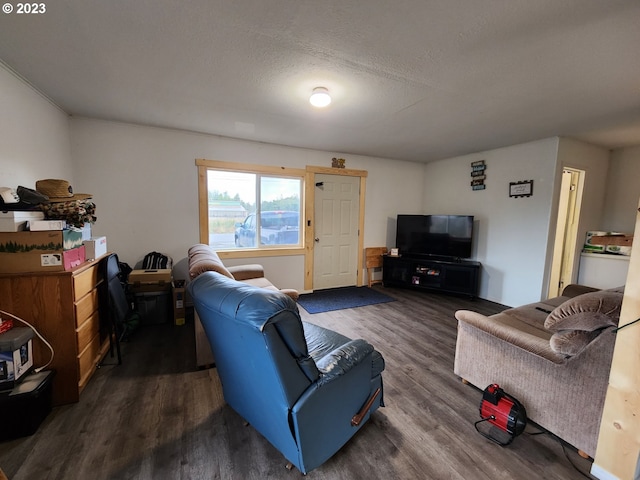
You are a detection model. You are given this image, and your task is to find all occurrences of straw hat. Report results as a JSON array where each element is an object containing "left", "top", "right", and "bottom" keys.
[{"left": 35, "top": 179, "right": 92, "bottom": 202}]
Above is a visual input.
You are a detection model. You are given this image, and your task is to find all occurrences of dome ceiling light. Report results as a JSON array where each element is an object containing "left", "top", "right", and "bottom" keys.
[{"left": 309, "top": 87, "right": 331, "bottom": 108}]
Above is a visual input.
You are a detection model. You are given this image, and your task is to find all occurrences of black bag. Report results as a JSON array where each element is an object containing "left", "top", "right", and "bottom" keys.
[{"left": 142, "top": 251, "right": 172, "bottom": 270}]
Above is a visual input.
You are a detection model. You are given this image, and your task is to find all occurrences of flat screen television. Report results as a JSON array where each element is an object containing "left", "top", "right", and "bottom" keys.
[{"left": 395, "top": 214, "right": 474, "bottom": 259}]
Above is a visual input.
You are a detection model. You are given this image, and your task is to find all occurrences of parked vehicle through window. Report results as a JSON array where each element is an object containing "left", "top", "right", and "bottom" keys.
[{"left": 235, "top": 211, "right": 300, "bottom": 247}]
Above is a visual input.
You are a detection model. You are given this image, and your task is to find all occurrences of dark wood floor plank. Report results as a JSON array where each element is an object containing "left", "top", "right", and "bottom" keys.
[{"left": 0, "top": 286, "right": 595, "bottom": 479}]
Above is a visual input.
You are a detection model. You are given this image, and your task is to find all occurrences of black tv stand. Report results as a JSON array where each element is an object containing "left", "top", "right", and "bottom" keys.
[{"left": 382, "top": 254, "right": 480, "bottom": 298}]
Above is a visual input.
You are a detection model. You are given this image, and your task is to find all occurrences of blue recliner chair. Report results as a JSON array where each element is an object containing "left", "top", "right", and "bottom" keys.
[{"left": 188, "top": 271, "right": 385, "bottom": 474}]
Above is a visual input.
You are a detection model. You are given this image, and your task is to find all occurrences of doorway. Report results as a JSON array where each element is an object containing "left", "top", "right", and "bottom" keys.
[
  {"left": 304, "top": 167, "right": 368, "bottom": 291},
  {"left": 312, "top": 174, "right": 360, "bottom": 289},
  {"left": 548, "top": 168, "right": 585, "bottom": 297}
]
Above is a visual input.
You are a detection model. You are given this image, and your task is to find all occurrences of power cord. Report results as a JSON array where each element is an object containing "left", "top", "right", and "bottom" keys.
[
  {"left": 525, "top": 426, "right": 593, "bottom": 479},
  {"left": 0, "top": 309, "right": 55, "bottom": 373},
  {"left": 613, "top": 317, "right": 640, "bottom": 333}
]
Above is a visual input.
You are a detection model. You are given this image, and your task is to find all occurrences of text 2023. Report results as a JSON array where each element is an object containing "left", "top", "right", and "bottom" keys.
[{"left": 17, "top": 3, "right": 46, "bottom": 14}]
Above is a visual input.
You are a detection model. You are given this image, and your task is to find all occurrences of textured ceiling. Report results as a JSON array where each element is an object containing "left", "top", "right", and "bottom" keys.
[{"left": 1, "top": 0, "right": 639, "bottom": 162}]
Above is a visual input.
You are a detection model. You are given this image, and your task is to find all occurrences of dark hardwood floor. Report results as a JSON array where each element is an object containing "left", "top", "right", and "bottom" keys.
[{"left": 0, "top": 286, "right": 595, "bottom": 479}]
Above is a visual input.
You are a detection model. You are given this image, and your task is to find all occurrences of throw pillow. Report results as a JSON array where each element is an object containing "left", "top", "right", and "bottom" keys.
[
  {"left": 550, "top": 330, "right": 600, "bottom": 357},
  {"left": 544, "top": 290, "right": 623, "bottom": 332}
]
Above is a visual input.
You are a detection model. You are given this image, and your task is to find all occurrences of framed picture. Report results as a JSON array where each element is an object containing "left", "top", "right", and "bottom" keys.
[{"left": 509, "top": 180, "right": 533, "bottom": 198}]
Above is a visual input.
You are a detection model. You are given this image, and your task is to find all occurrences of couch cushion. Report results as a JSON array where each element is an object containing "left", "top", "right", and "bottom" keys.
[
  {"left": 560, "top": 284, "right": 601, "bottom": 298},
  {"left": 544, "top": 290, "right": 623, "bottom": 332},
  {"left": 188, "top": 244, "right": 234, "bottom": 279},
  {"left": 455, "top": 309, "right": 564, "bottom": 363},
  {"left": 304, "top": 322, "right": 385, "bottom": 378},
  {"left": 241, "top": 278, "right": 299, "bottom": 300},
  {"left": 228, "top": 264, "right": 265, "bottom": 280},
  {"left": 500, "top": 302, "right": 555, "bottom": 331},
  {"left": 241, "top": 277, "right": 279, "bottom": 290},
  {"left": 550, "top": 330, "right": 600, "bottom": 356}
]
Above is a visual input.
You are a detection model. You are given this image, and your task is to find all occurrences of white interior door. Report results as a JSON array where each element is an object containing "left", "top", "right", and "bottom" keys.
[
  {"left": 549, "top": 170, "right": 573, "bottom": 297},
  {"left": 549, "top": 168, "right": 584, "bottom": 297},
  {"left": 559, "top": 169, "right": 582, "bottom": 290},
  {"left": 313, "top": 174, "right": 360, "bottom": 290}
]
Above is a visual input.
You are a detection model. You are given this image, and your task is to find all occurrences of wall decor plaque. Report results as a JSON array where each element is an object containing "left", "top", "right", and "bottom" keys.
[{"left": 509, "top": 180, "right": 533, "bottom": 197}]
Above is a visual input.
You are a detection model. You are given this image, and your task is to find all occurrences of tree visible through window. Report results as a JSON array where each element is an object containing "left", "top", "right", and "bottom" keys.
[{"left": 204, "top": 167, "right": 302, "bottom": 250}]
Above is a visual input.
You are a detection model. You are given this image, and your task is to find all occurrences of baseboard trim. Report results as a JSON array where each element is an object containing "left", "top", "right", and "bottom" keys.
[{"left": 590, "top": 463, "right": 620, "bottom": 480}]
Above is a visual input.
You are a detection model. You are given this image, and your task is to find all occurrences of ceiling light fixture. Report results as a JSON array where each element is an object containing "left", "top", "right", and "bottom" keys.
[{"left": 309, "top": 87, "right": 331, "bottom": 108}]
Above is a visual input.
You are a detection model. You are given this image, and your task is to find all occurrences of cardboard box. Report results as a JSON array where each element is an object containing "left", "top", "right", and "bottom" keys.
[
  {"left": 0, "top": 211, "right": 45, "bottom": 220},
  {"left": 0, "top": 327, "right": 34, "bottom": 389},
  {"left": 129, "top": 269, "right": 172, "bottom": 285},
  {"left": 588, "top": 234, "right": 633, "bottom": 247},
  {"left": 172, "top": 280, "right": 186, "bottom": 326},
  {"left": 129, "top": 269, "right": 172, "bottom": 295},
  {"left": 0, "top": 219, "right": 27, "bottom": 232},
  {"left": 0, "top": 211, "right": 45, "bottom": 233},
  {"left": 83, "top": 236, "right": 107, "bottom": 260},
  {"left": 583, "top": 231, "right": 607, "bottom": 253},
  {"left": 29, "top": 220, "right": 67, "bottom": 231},
  {"left": 0, "top": 230, "right": 83, "bottom": 252},
  {"left": 584, "top": 231, "right": 633, "bottom": 254},
  {"left": 79, "top": 223, "right": 92, "bottom": 240},
  {"left": 0, "top": 245, "right": 86, "bottom": 273},
  {"left": 62, "top": 246, "right": 86, "bottom": 270}
]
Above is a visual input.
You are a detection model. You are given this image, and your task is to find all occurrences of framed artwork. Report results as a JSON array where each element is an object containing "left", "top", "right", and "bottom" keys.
[{"left": 509, "top": 180, "right": 533, "bottom": 198}]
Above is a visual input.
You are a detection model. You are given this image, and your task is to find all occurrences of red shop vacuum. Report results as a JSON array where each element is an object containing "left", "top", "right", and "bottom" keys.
[{"left": 474, "top": 384, "right": 527, "bottom": 446}]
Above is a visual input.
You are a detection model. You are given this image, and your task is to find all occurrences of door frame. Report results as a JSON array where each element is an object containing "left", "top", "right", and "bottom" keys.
[
  {"left": 304, "top": 165, "right": 368, "bottom": 291},
  {"left": 548, "top": 167, "right": 585, "bottom": 297}
]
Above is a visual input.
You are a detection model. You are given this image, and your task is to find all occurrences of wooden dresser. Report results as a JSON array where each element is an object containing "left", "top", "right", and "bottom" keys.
[{"left": 0, "top": 257, "right": 110, "bottom": 405}]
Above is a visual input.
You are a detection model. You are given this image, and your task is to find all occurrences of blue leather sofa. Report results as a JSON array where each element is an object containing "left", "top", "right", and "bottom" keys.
[{"left": 188, "top": 270, "right": 385, "bottom": 474}]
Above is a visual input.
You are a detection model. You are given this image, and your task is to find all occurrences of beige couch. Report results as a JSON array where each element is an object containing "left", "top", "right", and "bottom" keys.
[
  {"left": 454, "top": 284, "right": 624, "bottom": 457},
  {"left": 188, "top": 244, "right": 299, "bottom": 366}
]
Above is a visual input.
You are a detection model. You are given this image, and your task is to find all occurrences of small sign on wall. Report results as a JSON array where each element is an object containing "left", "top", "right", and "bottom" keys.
[
  {"left": 331, "top": 157, "right": 346, "bottom": 168},
  {"left": 509, "top": 180, "right": 533, "bottom": 198},
  {"left": 471, "top": 160, "right": 486, "bottom": 191}
]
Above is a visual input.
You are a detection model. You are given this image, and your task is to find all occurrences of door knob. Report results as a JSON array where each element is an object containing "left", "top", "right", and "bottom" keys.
[{"left": 315, "top": 237, "right": 320, "bottom": 242}]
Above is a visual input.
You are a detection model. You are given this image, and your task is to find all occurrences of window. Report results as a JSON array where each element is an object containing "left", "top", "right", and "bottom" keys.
[{"left": 197, "top": 159, "right": 305, "bottom": 252}]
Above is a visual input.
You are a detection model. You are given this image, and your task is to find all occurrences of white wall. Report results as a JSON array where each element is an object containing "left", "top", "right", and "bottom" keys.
[
  {"left": 602, "top": 145, "right": 640, "bottom": 233},
  {"left": 0, "top": 63, "right": 72, "bottom": 187},
  {"left": 422, "top": 138, "right": 560, "bottom": 307},
  {"left": 2, "top": 62, "right": 631, "bottom": 305},
  {"left": 69, "top": 117, "right": 426, "bottom": 291},
  {"left": 421, "top": 137, "right": 612, "bottom": 307}
]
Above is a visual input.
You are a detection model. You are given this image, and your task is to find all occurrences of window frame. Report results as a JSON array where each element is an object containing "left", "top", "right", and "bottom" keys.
[{"left": 196, "top": 158, "right": 306, "bottom": 258}]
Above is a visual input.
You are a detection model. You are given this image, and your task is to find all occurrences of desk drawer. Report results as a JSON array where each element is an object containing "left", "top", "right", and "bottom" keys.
[
  {"left": 78, "top": 332, "right": 101, "bottom": 387},
  {"left": 75, "top": 289, "right": 99, "bottom": 328},
  {"left": 76, "top": 310, "right": 100, "bottom": 352},
  {"left": 74, "top": 264, "right": 102, "bottom": 300}
]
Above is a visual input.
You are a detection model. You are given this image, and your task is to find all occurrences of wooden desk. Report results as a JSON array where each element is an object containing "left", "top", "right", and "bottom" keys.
[
  {"left": 365, "top": 247, "right": 387, "bottom": 287},
  {"left": 0, "top": 257, "right": 110, "bottom": 405}
]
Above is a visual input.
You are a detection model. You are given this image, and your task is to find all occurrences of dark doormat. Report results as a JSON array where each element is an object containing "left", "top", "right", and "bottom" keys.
[{"left": 297, "top": 286, "right": 396, "bottom": 314}]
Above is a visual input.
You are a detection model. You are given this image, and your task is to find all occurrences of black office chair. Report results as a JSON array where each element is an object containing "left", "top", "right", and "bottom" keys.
[{"left": 100, "top": 253, "right": 129, "bottom": 365}]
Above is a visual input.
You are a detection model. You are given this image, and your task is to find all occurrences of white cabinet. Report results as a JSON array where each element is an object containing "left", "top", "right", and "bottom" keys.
[{"left": 577, "top": 253, "right": 630, "bottom": 289}]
